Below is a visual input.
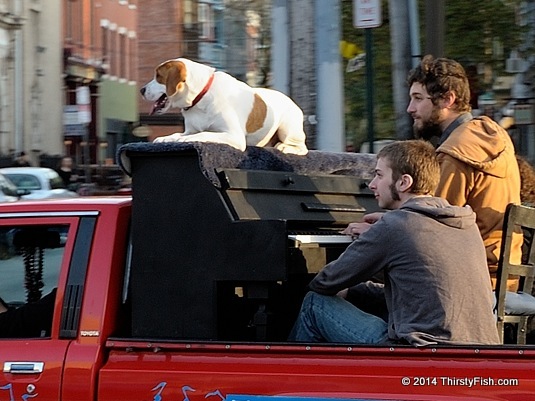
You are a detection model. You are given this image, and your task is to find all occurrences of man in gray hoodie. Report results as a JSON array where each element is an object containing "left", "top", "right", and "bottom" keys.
[{"left": 289, "top": 140, "right": 499, "bottom": 346}]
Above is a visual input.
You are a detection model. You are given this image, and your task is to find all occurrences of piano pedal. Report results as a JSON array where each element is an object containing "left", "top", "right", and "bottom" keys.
[
  {"left": 252, "top": 304, "right": 269, "bottom": 341},
  {"left": 251, "top": 304, "right": 272, "bottom": 341}
]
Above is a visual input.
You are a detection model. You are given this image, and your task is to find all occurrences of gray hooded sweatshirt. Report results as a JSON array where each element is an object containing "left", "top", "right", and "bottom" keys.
[{"left": 309, "top": 196, "right": 500, "bottom": 346}]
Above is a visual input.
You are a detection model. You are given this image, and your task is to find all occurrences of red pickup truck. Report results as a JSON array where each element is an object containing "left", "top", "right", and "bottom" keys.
[{"left": 0, "top": 143, "right": 534, "bottom": 401}]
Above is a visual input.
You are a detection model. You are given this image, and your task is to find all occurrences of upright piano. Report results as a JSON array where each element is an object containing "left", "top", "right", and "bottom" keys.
[{"left": 119, "top": 142, "right": 381, "bottom": 341}]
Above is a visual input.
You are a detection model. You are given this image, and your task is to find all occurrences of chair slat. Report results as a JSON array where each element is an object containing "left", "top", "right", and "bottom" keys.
[{"left": 495, "top": 203, "right": 535, "bottom": 344}]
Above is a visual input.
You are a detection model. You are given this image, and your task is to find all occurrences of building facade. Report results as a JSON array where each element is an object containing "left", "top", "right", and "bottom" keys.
[
  {"left": 0, "top": 0, "right": 63, "bottom": 166},
  {"left": 136, "top": 0, "right": 186, "bottom": 139},
  {"left": 0, "top": 0, "right": 289, "bottom": 168},
  {"left": 63, "top": 0, "right": 138, "bottom": 166}
]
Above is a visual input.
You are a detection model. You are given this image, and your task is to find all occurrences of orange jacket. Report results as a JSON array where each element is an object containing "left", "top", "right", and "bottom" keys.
[{"left": 436, "top": 116, "right": 522, "bottom": 289}]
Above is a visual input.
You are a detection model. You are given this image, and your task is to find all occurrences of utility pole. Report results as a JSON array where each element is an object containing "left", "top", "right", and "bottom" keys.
[
  {"left": 353, "top": 0, "right": 382, "bottom": 152},
  {"left": 388, "top": 0, "right": 413, "bottom": 140},
  {"left": 425, "top": 0, "right": 444, "bottom": 57},
  {"left": 289, "top": 0, "right": 317, "bottom": 148},
  {"left": 272, "top": 0, "right": 318, "bottom": 148},
  {"left": 315, "top": 0, "right": 344, "bottom": 151},
  {"left": 271, "top": 0, "right": 290, "bottom": 95}
]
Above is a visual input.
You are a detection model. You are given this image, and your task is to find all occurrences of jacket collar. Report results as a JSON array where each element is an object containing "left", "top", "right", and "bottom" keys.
[{"left": 439, "top": 113, "right": 473, "bottom": 145}]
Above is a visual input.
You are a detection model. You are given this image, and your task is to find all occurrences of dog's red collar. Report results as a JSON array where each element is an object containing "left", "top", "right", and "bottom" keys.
[{"left": 183, "top": 73, "right": 215, "bottom": 111}]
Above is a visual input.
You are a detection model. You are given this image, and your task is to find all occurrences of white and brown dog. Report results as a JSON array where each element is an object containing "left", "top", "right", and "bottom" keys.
[{"left": 140, "top": 58, "right": 308, "bottom": 155}]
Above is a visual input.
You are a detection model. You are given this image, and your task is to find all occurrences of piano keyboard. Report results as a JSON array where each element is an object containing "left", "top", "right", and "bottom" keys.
[{"left": 288, "top": 233, "right": 355, "bottom": 244}]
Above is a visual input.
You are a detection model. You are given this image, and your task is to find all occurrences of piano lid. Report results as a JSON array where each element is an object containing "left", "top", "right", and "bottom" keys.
[
  {"left": 119, "top": 142, "right": 380, "bottom": 227},
  {"left": 217, "top": 168, "right": 379, "bottom": 225}
]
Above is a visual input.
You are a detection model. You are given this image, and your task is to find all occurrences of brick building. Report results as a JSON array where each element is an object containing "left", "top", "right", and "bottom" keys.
[
  {"left": 63, "top": 0, "right": 138, "bottom": 165},
  {"left": 136, "top": 0, "right": 191, "bottom": 139}
]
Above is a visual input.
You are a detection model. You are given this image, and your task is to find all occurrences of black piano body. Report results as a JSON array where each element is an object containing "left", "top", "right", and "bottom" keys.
[{"left": 119, "top": 142, "right": 380, "bottom": 341}]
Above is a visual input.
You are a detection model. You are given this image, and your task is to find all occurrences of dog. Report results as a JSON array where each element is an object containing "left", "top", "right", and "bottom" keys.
[{"left": 140, "top": 58, "right": 308, "bottom": 155}]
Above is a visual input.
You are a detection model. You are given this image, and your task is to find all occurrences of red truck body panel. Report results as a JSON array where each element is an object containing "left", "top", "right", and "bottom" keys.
[
  {"left": 2, "top": 197, "right": 535, "bottom": 401},
  {"left": 98, "top": 341, "right": 535, "bottom": 401},
  {"left": 1, "top": 198, "right": 131, "bottom": 401}
]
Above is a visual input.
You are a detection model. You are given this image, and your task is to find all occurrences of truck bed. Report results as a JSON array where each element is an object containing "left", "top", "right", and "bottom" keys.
[{"left": 99, "top": 338, "right": 535, "bottom": 400}]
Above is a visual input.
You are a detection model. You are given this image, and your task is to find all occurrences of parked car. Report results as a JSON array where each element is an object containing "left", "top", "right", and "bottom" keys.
[
  {"left": 0, "top": 173, "right": 19, "bottom": 258},
  {"left": 0, "top": 167, "right": 79, "bottom": 200},
  {"left": 0, "top": 172, "right": 20, "bottom": 203}
]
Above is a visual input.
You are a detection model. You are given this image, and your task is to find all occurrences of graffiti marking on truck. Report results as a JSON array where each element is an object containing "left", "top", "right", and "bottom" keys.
[
  {"left": 150, "top": 383, "right": 225, "bottom": 401},
  {"left": 1, "top": 383, "right": 37, "bottom": 401}
]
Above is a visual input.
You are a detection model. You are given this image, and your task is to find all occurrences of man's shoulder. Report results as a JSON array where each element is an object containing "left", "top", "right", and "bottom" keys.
[
  {"left": 459, "top": 115, "right": 510, "bottom": 139},
  {"left": 437, "top": 116, "right": 516, "bottom": 169},
  {"left": 378, "top": 207, "right": 421, "bottom": 224}
]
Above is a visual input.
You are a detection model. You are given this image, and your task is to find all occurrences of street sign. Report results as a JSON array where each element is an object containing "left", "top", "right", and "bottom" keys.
[
  {"left": 353, "top": 0, "right": 382, "bottom": 29},
  {"left": 63, "top": 105, "right": 78, "bottom": 125},
  {"left": 77, "top": 104, "right": 92, "bottom": 124},
  {"left": 63, "top": 104, "right": 91, "bottom": 125},
  {"left": 64, "top": 123, "right": 87, "bottom": 136},
  {"left": 346, "top": 53, "right": 366, "bottom": 72}
]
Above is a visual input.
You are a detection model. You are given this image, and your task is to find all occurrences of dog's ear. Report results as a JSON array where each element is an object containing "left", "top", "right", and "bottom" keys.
[{"left": 156, "top": 61, "right": 187, "bottom": 97}]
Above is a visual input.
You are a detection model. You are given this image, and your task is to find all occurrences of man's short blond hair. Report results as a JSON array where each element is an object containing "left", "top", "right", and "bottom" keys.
[{"left": 377, "top": 140, "right": 440, "bottom": 195}]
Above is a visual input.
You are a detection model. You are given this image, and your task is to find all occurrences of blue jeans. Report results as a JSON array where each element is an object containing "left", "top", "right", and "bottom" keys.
[
  {"left": 288, "top": 292, "right": 389, "bottom": 343},
  {"left": 494, "top": 291, "right": 535, "bottom": 315}
]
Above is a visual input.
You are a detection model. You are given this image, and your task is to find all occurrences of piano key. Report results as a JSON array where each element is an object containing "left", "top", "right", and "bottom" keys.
[{"left": 288, "top": 234, "right": 355, "bottom": 244}]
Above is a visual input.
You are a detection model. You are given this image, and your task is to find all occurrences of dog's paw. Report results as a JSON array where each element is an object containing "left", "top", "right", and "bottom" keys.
[
  {"left": 275, "top": 142, "right": 309, "bottom": 155},
  {"left": 153, "top": 133, "right": 184, "bottom": 143}
]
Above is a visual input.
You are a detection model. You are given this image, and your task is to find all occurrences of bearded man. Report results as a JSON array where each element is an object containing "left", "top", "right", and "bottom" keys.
[{"left": 406, "top": 55, "right": 522, "bottom": 294}]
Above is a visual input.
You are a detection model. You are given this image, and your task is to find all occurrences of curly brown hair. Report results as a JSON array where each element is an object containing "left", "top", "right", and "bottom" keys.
[{"left": 407, "top": 55, "right": 471, "bottom": 113}]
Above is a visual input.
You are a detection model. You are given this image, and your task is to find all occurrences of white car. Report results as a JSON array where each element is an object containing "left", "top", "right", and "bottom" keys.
[
  {"left": 0, "top": 167, "right": 79, "bottom": 200},
  {"left": 0, "top": 172, "right": 20, "bottom": 203}
]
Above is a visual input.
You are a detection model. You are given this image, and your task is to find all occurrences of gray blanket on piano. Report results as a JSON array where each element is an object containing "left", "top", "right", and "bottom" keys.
[{"left": 118, "top": 142, "right": 377, "bottom": 188}]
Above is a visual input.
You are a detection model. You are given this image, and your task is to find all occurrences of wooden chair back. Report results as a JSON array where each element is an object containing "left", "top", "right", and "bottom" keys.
[{"left": 495, "top": 203, "right": 535, "bottom": 344}]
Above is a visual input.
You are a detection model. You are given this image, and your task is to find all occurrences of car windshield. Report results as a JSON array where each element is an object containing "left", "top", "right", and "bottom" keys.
[{"left": 4, "top": 174, "right": 42, "bottom": 191}]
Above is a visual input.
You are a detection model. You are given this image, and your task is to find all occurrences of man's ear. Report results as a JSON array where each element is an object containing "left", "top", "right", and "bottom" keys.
[
  {"left": 398, "top": 174, "right": 414, "bottom": 193},
  {"left": 440, "top": 91, "right": 456, "bottom": 109}
]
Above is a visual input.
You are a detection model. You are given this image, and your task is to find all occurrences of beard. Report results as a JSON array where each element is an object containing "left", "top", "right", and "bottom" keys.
[
  {"left": 389, "top": 182, "right": 401, "bottom": 202},
  {"left": 379, "top": 182, "right": 401, "bottom": 210},
  {"left": 415, "top": 122, "right": 442, "bottom": 141},
  {"left": 413, "top": 107, "right": 443, "bottom": 141}
]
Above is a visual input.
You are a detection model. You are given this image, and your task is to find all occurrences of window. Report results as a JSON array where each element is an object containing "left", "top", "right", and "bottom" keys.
[
  {"left": 111, "top": 29, "right": 118, "bottom": 77},
  {"left": 198, "top": 2, "right": 214, "bottom": 40},
  {"left": 119, "top": 31, "right": 127, "bottom": 79},
  {"left": 0, "top": 224, "right": 68, "bottom": 338},
  {"left": 0, "top": 174, "right": 18, "bottom": 197},
  {"left": 184, "top": 0, "right": 193, "bottom": 29},
  {"left": 5, "top": 174, "right": 42, "bottom": 191},
  {"left": 101, "top": 25, "right": 109, "bottom": 68},
  {"left": 128, "top": 33, "right": 136, "bottom": 81}
]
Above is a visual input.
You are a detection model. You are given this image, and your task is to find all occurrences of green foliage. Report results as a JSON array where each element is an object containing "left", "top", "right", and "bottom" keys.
[
  {"left": 341, "top": 0, "right": 394, "bottom": 150},
  {"left": 443, "top": 0, "right": 524, "bottom": 65},
  {"left": 341, "top": 0, "right": 524, "bottom": 150}
]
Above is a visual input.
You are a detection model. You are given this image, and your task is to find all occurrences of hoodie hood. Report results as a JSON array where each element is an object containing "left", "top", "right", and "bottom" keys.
[
  {"left": 436, "top": 116, "right": 515, "bottom": 178},
  {"left": 400, "top": 196, "right": 476, "bottom": 229}
]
